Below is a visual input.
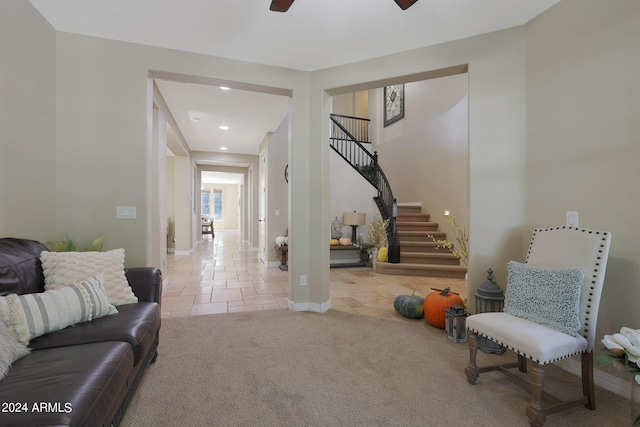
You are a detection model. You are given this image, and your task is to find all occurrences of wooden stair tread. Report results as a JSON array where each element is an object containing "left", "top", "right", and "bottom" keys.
[
  {"left": 398, "top": 230, "right": 444, "bottom": 235},
  {"left": 376, "top": 262, "right": 466, "bottom": 278},
  {"left": 397, "top": 206, "right": 421, "bottom": 214},
  {"left": 396, "top": 221, "right": 439, "bottom": 226},
  {"left": 378, "top": 262, "right": 465, "bottom": 270},
  {"left": 397, "top": 213, "right": 431, "bottom": 221},
  {"left": 400, "top": 252, "right": 458, "bottom": 259},
  {"left": 400, "top": 252, "right": 460, "bottom": 265},
  {"left": 401, "top": 242, "right": 449, "bottom": 254}
]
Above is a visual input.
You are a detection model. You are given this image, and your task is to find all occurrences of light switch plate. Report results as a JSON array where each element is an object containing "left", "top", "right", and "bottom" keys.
[
  {"left": 116, "top": 206, "right": 137, "bottom": 219},
  {"left": 566, "top": 211, "right": 579, "bottom": 227}
]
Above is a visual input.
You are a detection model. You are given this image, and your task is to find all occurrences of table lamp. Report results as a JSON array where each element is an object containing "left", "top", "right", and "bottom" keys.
[{"left": 343, "top": 211, "right": 366, "bottom": 243}]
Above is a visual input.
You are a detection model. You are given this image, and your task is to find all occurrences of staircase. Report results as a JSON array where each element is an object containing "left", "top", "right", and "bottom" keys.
[
  {"left": 375, "top": 204, "right": 467, "bottom": 278},
  {"left": 329, "top": 114, "right": 466, "bottom": 279}
]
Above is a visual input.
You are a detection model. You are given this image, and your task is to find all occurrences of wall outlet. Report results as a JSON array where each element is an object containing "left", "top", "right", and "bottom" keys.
[
  {"left": 300, "top": 275, "right": 307, "bottom": 286},
  {"left": 566, "top": 211, "right": 579, "bottom": 227},
  {"left": 116, "top": 206, "right": 137, "bottom": 219}
]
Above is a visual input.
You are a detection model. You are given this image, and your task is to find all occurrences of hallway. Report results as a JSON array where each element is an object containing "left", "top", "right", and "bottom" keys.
[{"left": 161, "top": 231, "right": 467, "bottom": 319}]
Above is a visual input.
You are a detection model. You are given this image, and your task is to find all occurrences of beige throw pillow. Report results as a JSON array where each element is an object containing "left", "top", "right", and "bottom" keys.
[
  {"left": 41, "top": 249, "right": 138, "bottom": 306},
  {"left": 0, "top": 277, "right": 117, "bottom": 344}
]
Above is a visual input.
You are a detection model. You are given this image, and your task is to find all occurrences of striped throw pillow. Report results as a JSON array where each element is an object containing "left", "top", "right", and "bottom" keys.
[{"left": 0, "top": 275, "right": 117, "bottom": 344}]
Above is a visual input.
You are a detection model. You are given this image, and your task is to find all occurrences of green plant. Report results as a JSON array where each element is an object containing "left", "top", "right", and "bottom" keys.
[
  {"left": 393, "top": 289, "right": 424, "bottom": 319},
  {"left": 427, "top": 214, "right": 468, "bottom": 268},
  {"left": 47, "top": 234, "right": 104, "bottom": 252}
]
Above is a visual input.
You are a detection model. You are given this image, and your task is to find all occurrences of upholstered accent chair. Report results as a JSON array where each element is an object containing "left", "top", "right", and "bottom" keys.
[{"left": 465, "top": 227, "right": 612, "bottom": 427}]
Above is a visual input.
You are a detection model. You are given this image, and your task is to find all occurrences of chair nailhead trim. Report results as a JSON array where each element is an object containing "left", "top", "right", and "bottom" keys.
[{"left": 468, "top": 329, "right": 586, "bottom": 365}]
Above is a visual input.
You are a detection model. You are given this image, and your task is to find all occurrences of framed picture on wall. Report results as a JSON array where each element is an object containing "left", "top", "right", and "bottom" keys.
[{"left": 383, "top": 84, "right": 404, "bottom": 127}]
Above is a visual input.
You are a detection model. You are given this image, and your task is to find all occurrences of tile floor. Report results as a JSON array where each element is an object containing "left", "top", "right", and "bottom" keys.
[{"left": 161, "top": 230, "right": 467, "bottom": 319}]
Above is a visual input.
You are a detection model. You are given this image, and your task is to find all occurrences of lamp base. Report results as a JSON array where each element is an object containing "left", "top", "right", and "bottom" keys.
[{"left": 350, "top": 225, "right": 358, "bottom": 243}]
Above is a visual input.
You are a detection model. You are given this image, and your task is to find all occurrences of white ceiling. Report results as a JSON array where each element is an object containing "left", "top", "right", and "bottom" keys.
[
  {"left": 156, "top": 80, "right": 290, "bottom": 155},
  {"left": 29, "top": 0, "right": 560, "bottom": 175}
]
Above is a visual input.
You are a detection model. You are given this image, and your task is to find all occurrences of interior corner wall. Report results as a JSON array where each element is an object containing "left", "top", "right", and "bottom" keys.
[
  {"left": 373, "top": 74, "right": 469, "bottom": 235},
  {"left": 165, "top": 156, "right": 176, "bottom": 252},
  {"left": 266, "top": 115, "right": 289, "bottom": 265},
  {"left": 55, "top": 33, "right": 150, "bottom": 266},
  {"left": 172, "top": 156, "right": 192, "bottom": 253},
  {"left": 524, "top": 0, "right": 640, "bottom": 379},
  {"left": 0, "top": 0, "right": 57, "bottom": 240}
]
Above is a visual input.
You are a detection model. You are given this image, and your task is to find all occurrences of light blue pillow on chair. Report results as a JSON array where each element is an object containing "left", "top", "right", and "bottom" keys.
[{"left": 504, "top": 261, "right": 585, "bottom": 337}]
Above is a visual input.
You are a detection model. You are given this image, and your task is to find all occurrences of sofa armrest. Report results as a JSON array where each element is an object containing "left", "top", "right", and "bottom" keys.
[{"left": 125, "top": 267, "right": 162, "bottom": 303}]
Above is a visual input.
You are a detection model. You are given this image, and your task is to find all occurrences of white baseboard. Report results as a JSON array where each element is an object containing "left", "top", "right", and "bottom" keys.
[
  {"left": 288, "top": 299, "right": 331, "bottom": 313},
  {"left": 556, "top": 358, "right": 629, "bottom": 398},
  {"left": 267, "top": 261, "right": 281, "bottom": 268}
]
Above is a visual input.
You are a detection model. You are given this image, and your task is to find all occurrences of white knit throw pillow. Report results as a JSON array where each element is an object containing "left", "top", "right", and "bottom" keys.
[{"left": 41, "top": 249, "right": 138, "bottom": 306}]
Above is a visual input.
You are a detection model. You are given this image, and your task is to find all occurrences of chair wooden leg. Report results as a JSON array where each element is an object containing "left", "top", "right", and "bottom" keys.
[
  {"left": 581, "top": 352, "right": 596, "bottom": 410},
  {"left": 465, "top": 331, "right": 479, "bottom": 385},
  {"left": 518, "top": 354, "right": 528, "bottom": 373},
  {"left": 526, "top": 362, "right": 547, "bottom": 427}
]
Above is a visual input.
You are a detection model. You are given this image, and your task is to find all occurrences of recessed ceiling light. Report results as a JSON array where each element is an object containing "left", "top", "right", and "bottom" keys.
[
  {"left": 219, "top": 86, "right": 230, "bottom": 91},
  {"left": 220, "top": 147, "right": 228, "bottom": 151},
  {"left": 219, "top": 125, "right": 229, "bottom": 130},
  {"left": 192, "top": 116, "right": 200, "bottom": 122}
]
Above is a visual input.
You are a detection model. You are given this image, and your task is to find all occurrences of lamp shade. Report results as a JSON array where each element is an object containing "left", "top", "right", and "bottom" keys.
[{"left": 343, "top": 212, "right": 365, "bottom": 226}]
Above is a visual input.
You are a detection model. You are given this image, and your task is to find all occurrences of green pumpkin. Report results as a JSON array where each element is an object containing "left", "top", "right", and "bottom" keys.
[{"left": 393, "top": 289, "right": 425, "bottom": 319}]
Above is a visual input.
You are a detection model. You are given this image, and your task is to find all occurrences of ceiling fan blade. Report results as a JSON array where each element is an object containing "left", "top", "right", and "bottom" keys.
[
  {"left": 394, "top": 0, "right": 418, "bottom": 10},
  {"left": 270, "top": 0, "right": 295, "bottom": 12}
]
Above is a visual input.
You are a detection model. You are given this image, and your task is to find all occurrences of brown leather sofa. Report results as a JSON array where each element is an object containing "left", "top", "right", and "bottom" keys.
[{"left": 0, "top": 238, "right": 161, "bottom": 426}]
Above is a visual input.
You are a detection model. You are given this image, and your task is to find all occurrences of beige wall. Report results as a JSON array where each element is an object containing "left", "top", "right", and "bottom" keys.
[
  {"left": 0, "top": 0, "right": 57, "bottom": 240},
  {"left": 524, "top": 0, "right": 640, "bottom": 379},
  {"left": 265, "top": 115, "right": 290, "bottom": 265}
]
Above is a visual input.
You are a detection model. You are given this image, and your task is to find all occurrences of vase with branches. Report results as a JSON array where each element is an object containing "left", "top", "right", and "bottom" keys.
[
  {"left": 367, "top": 212, "right": 390, "bottom": 249},
  {"left": 596, "top": 327, "right": 640, "bottom": 426},
  {"left": 427, "top": 214, "right": 468, "bottom": 269},
  {"left": 367, "top": 212, "right": 390, "bottom": 266}
]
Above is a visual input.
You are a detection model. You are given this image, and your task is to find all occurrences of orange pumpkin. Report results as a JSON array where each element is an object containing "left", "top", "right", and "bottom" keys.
[{"left": 424, "top": 287, "right": 464, "bottom": 329}]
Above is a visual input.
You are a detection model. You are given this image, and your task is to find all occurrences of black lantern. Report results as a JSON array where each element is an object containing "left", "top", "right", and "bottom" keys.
[
  {"left": 474, "top": 268, "right": 506, "bottom": 354},
  {"left": 445, "top": 305, "right": 468, "bottom": 343},
  {"left": 474, "top": 268, "right": 504, "bottom": 314}
]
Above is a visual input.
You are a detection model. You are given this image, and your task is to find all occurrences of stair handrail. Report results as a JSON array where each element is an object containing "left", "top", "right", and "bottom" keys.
[
  {"left": 329, "top": 113, "right": 400, "bottom": 263},
  {"left": 329, "top": 114, "right": 395, "bottom": 220},
  {"left": 329, "top": 114, "right": 370, "bottom": 143}
]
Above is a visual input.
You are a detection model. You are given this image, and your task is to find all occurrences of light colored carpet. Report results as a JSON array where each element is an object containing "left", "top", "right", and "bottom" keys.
[{"left": 121, "top": 309, "right": 628, "bottom": 426}]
